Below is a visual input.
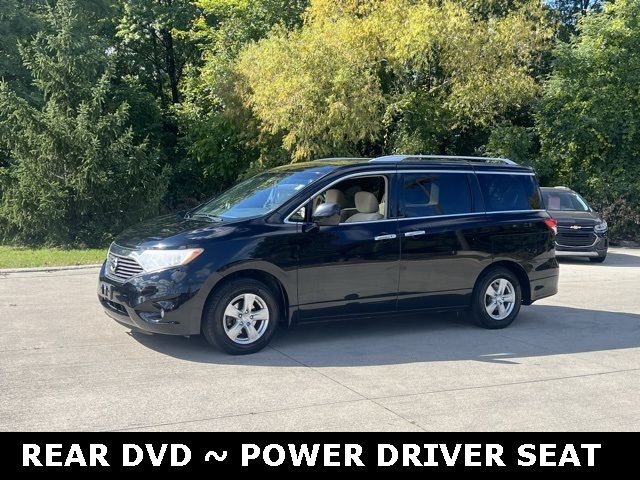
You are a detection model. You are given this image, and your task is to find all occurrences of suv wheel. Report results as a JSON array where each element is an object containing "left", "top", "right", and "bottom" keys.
[
  {"left": 202, "top": 279, "right": 279, "bottom": 354},
  {"left": 471, "top": 267, "right": 522, "bottom": 329}
]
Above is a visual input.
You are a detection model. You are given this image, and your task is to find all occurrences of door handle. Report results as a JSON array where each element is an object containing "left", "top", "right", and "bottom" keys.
[
  {"left": 374, "top": 234, "right": 397, "bottom": 241},
  {"left": 404, "top": 230, "right": 426, "bottom": 237}
]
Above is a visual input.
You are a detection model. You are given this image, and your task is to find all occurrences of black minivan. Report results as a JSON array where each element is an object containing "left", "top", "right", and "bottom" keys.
[{"left": 98, "top": 155, "right": 559, "bottom": 354}]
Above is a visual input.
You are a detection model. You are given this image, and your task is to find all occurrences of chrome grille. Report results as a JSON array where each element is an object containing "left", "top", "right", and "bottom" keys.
[{"left": 107, "top": 252, "right": 143, "bottom": 281}]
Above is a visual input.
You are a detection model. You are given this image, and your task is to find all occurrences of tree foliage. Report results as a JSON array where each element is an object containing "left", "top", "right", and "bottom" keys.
[
  {"left": 0, "top": 0, "right": 42, "bottom": 100},
  {"left": 0, "top": 0, "right": 638, "bottom": 244},
  {"left": 116, "top": 0, "right": 201, "bottom": 106},
  {"left": 177, "top": 0, "right": 309, "bottom": 186},
  {"left": 235, "top": 0, "right": 553, "bottom": 161},
  {"left": 548, "top": 0, "right": 602, "bottom": 39},
  {"left": 537, "top": 0, "right": 640, "bottom": 239},
  {"left": 0, "top": 0, "right": 166, "bottom": 246}
]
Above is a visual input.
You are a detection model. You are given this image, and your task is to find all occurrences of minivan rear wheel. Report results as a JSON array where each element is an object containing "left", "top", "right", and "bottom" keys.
[
  {"left": 202, "top": 279, "right": 279, "bottom": 354},
  {"left": 471, "top": 267, "right": 522, "bottom": 329}
]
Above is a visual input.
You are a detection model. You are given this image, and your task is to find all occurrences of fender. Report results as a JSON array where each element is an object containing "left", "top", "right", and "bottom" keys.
[{"left": 198, "top": 259, "right": 298, "bottom": 326}]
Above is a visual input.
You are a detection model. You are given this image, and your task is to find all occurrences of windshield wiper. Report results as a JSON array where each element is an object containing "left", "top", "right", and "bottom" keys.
[{"left": 186, "top": 212, "right": 223, "bottom": 222}]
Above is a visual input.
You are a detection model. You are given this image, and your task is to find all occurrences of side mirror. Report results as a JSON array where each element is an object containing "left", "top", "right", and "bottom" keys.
[{"left": 312, "top": 202, "right": 341, "bottom": 226}]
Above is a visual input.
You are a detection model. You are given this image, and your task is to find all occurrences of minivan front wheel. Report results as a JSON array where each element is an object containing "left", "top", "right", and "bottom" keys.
[
  {"left": 471, "top": 267, "right": 522, "bottom": 329},
  {"left": 202, "top": 279, "right": 279, "bottom": 354}
]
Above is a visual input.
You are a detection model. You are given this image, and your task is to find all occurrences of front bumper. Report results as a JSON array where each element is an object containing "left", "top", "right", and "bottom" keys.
[
  {"left": 555, "top": 250, "right": 600, "bottom": 258},
  {"left": 555, "top": 233, "right": 608, "bottom": 257},
  {"left": 98, "top": 261, "right": 205, "bottom": 335}
]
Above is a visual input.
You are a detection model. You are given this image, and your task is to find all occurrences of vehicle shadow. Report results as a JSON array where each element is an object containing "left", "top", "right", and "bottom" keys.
[
  {"left": 129, "top": 304, "right": 640, "bottom": 367},
  {"left": 558, "top": 250, "right": 640, "bottom": 267}
]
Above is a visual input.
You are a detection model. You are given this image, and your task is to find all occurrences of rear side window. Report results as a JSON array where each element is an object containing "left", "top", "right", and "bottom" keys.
[
  {"left": 478, "top": 173, "right": 543, "bottom": 212},
  {"left": 399, "top": 173, "right": 472, "bottom": 218}
]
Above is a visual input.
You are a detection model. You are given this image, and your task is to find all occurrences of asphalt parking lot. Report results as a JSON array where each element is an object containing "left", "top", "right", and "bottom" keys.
[{"left": 1, "top": 247, "right": 639, "bottom": 431}]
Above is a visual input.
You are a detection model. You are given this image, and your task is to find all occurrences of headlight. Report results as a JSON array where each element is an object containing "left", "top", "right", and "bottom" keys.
[
  {"left": 133, "top": 248, "right": 204, "bottom": 272},
  {"left": 594, "top": 220, "right": 608, "bottom": 233}
]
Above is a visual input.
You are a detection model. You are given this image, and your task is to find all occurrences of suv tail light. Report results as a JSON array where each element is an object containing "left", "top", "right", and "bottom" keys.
[{"left": 544, "top": 218, "right": 557, "bottom": 235}]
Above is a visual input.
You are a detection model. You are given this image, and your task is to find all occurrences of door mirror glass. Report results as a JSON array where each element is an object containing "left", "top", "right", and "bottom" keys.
[{"left": 312, "top": 202, "right": 341, "bottom": 226}]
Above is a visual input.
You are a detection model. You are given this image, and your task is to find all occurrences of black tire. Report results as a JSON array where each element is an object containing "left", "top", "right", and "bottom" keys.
[
  {"left": 471, "top": 267, "right": 522, "bottom": 329},
  {"left": 202, "top": 278, "right": 280, "bottom": 355},
  {"left": 589, "top": 253, "right": 607, "bottom": 263}
]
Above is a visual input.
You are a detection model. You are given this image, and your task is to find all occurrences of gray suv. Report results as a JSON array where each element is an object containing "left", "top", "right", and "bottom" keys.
[{"left": 541, "top": 186, "right": 608, "bottom": 263}]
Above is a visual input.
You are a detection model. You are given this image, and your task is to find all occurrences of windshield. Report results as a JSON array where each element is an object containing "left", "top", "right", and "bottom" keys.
[
  {"left": 542, "top": 190, "right": 590, "bottom": 212},
  {"left": 192, "top": 169, "right": 329, "bottom": 220}
]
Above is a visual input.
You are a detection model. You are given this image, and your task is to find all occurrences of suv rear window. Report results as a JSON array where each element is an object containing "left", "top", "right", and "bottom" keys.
[
  {"left": 399, "top": 173, "right": 472, "bottom": 218},
  {"left": 478, "top": 173, "right": 543, "bottom": 212}
]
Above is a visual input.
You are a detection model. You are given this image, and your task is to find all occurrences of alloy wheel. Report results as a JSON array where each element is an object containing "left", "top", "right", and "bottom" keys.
[
  {"left": 223, "top": 293, "right": 270, "bottom": 344},
  {"left": 484, "top": 278, "right": 516, "bottom": 320}
]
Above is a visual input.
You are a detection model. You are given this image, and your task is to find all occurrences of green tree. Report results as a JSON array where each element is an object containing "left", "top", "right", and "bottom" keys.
[
  {"left": 177, "top": 0, "right": 308, "bottom": 191},
  {"left": 116, "top": 0, "right": 201, "bottom": 106},
  {"left": 537, "top": 0, "right": 640, "bottom": 239},
  {"left": 114, "top": 1, "right": 204, "bottom": 209},
  {"left": 483, "top": 124, "right": 538, "bottom": 166},
  {"left": 234, "top": 0, "right": 553, "bottom": 161},
  {"left": 0, "top": 1, "right": 42, "bottom": 100},
  {"left": 0, "top": 0, "right": 166, "bottom": 246},
  {"left": 548, "top": 0, "right": 603, "bottom": 40},
  {"left": 194, "top": 0, "right": 308, "bottom": 60}
]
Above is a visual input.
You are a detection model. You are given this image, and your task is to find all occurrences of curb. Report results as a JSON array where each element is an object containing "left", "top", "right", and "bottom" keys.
[
  {"left": 0, "top": 264, "right": 102, "bottom": 274},
  {"left": 615, "top": 241, "right": 640, "bottom": 248}
]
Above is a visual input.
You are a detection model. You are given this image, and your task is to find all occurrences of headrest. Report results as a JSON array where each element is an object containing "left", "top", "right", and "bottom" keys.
[
  {"left": 548, "top": 195, "right": 561, "bottom": 210},
  {"left": 325, "top": 189, "right": 346, "bottom": 206},
  {"left": 354, "top": 191, "right": 379, "bottom": 214},
  {"left": 426, "top": 183, "right": 439, "bottom": 205}
]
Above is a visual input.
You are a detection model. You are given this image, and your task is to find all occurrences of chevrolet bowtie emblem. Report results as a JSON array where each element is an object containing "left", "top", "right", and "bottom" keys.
[{"left": 570, "top": 225, "right": 582, "bottom": 230}]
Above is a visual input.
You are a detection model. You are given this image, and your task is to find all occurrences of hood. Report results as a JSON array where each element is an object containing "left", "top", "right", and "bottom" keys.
[
  {"left": 547, "top": 209, "right": 602, "bottom": 226},
  {"left": 113, "top": 213, "right": 244, "bottom": 249}
]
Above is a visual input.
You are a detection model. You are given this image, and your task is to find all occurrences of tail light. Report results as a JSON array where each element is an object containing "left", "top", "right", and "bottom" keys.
[{"left": 544, "top": 217, "right": 557, "bottom": 235}]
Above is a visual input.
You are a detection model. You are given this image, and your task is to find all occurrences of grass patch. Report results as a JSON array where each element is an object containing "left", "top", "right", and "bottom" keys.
[{"left": 0, "top": 246, "right": 107, "bottom": 269}]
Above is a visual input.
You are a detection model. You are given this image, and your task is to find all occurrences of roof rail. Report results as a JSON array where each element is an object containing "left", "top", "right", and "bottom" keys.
[
  {"left": 316, "top": 157, "right": 370, "bottom": 162},
  {"left": 369, "top": 154, "right": 518, "bottom": 165}
]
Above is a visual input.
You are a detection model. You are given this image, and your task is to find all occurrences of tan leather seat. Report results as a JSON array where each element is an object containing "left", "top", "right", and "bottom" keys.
[
  {"left": 313, "top": 188, "right": 344, "bottom": 214},
  {"left": 344, "top": 192, "right": 384, "bottom": 223},
  {"left": 340, "top": 185, "right": 362, "bottom": 221},
  {"left": 325, "top": 189, "right": 346, "bottom": 207},
  {"left": 379, "top": 191, "right": 387, "bottom": 215}
]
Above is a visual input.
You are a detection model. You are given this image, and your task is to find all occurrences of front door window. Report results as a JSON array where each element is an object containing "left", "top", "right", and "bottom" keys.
[{"left": 312, "top": 175, "right": 388, "bottom": 223}]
